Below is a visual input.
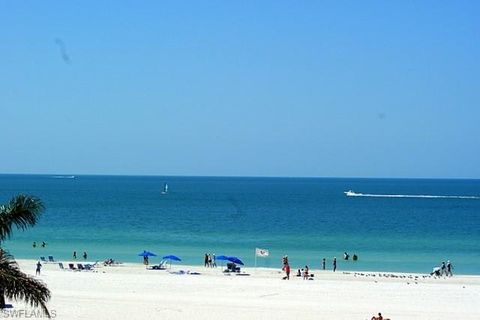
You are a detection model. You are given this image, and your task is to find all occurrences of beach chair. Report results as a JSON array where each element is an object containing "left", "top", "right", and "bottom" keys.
[
  {"left": 48, "top": 256, "right": 55, "bottom": 263},
  {"left": 77, "top": 263, "right": 85, "bottom": 271},
  {"left": 58, "top": 262, "right": 65, "bottom": 270},
  {"left": 224, "top": 262, "right": 233, "bottom": 273},
  {"left": 40, "top": 256, "right": 47, "bottom": 263},
  {"left": 224, "top": 262, "right": 240, "bottom": 273},
  {"left": 430, "top": 267, "right": 441, "bottom": 277},
  {"left": 84, "top": 264, "right": 95, "bottom": 271},
  {"left": 68, "top": 263, "right": 77, "bottom": 271},
  {"left": 147, "top": 260, "right": 168, "bottom": 270}
]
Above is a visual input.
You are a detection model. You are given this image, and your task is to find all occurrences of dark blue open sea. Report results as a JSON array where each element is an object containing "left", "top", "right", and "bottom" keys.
[{"left": 1, "top": 175, "right": 479, "bottom": 274}]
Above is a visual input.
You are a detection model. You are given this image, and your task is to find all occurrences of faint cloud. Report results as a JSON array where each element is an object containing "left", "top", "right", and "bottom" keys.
[
  {"left": 377, "top": 112, "right": 386, "bottom": 120},
  {"left": 54, "top": 38, "right": 71, "bottom": 65}
]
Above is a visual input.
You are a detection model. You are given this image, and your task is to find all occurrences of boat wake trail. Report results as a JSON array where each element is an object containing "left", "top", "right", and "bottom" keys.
[{"left": 344, "top": 190, "right": 479, "bottom": 199}]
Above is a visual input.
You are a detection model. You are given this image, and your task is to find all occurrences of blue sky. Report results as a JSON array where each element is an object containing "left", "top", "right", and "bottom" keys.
[{"left": 1, "top": 1, "right": 479, "bottom": 178}]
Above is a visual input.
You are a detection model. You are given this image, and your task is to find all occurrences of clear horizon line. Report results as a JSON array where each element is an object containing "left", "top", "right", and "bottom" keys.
[{"left": 1, "top": 172, "right": 479, "bottom": 181}]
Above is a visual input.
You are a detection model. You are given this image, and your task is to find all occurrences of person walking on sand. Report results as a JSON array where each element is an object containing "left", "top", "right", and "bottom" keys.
[
  {"left": 440, "top": 261, "right": 446, "bottom": 276},
  {"left": 446, "top": 260, "right": 453, "bottom": 276},
  {"left": 282, "top": 255, "right": 289, "bottom": 267},
  {"left": 212, "top": 253, "right": 217, "bottom": 268},
  {"left": 35, "top": 261, "right": 42, "bottom": 275},
  {"left": 333, "top": 257, "right": 337, "bottom": 272},
  {"left": 204, "top": 253, "right": 209, "bottom": 267},
  {"left": 322, "top": 258, "right": 326, "bottom": 270},
  {"left": 282, "top": 262, "right": 289, "bottom": 278}
]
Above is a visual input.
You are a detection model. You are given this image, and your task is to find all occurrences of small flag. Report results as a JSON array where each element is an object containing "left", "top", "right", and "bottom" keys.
[{"left": 255, "top": 248, "right": 269, "bottom": 257}]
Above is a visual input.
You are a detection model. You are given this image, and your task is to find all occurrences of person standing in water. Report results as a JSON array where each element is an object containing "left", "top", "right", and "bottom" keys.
[
  {"left": 83, "top": 251, "right": 88, "bottom": 260},
  {"left": 73, "top": 251, "right": 77, "bottom": 259},
  {"left": 333, "top": 257, "right": 337, "bottom": 272}
]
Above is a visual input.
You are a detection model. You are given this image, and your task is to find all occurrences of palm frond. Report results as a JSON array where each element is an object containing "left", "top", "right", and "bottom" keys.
[
  {"left": 0, "top": 250, "right": 50, "bottom": 317},
  {"left": 0, "top": 195, "right": 45, "bottom": 241}
]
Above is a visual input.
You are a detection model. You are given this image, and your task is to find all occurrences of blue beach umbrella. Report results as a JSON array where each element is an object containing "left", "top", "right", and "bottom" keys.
[
  {"left": 138, "top": 250, "right": 157, "bottom": 257},
  {"left": 162, "top": 255, "right": 181, "bottom": 269},
  {"left": 216, "top": 255, "right": 244, "bottom": 266},
  {"left": 215, "top": 255, "right": 230, "bottom": 268},
  {"left": 227, "top": 256, "right": 244, "bottom": 266},
  {"left": 216, "top": 255, "right": 230, "bottom": 261},
  {"left": 162, "top": 255, "right": 181, "bottom": 261}
]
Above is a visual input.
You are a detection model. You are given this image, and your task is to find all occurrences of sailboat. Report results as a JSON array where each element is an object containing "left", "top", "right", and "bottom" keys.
[{"left": 161, "top": 183, "right": 168, "bottom": 195}]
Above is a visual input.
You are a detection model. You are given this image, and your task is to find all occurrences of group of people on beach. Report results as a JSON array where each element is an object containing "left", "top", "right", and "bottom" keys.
[
  {"left": 431, "top": 260, "right": 454, "bottom": 277},
  {"left": 282, "top": 253, "right": 361, "bottom": 278},
  {"left": 296, "top": 266, "right": 312, "bottom": 279},
  {"left": 281, "top": 256, "right": 314, "bottom": 280},
  {"left": 32, "top": 241, "right": 47, "bottom": 248},
  {"left": 204, "top": 253, "right": 216, "bottom": 267}
]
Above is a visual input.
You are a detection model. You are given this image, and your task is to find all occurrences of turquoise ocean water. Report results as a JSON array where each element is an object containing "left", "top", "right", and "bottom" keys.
[{"left": 1, "top": 175, "right": 479, "bottom": 274}]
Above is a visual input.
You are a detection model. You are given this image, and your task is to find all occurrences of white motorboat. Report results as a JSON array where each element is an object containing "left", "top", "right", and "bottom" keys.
[{"left": 344, "top": 190, "right": 359, "bottom": 197}]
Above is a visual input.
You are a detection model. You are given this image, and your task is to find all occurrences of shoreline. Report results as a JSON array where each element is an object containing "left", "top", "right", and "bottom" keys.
[
  {"left": 18, "top": 257, "right": 480, "bottom": 286},
  {"left": 16, "top": 258, "right": 479, "bottom": 278}
]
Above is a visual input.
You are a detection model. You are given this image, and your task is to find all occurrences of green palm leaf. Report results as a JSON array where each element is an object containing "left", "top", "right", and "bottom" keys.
[{"left": 0, "top": 195, "right": 45, "bottom": 241}]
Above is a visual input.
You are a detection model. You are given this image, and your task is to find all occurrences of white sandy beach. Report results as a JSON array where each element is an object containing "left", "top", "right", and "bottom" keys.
[{"left": 7, "top": 259, "right": 480, "bottom": 319}]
